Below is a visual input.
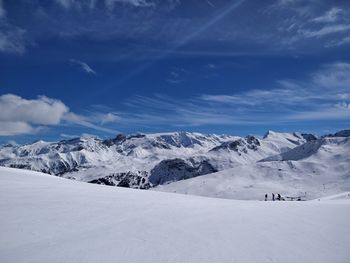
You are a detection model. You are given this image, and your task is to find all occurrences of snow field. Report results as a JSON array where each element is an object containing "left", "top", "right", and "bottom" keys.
[{"left": 1, "top": 167, "right": 349, "bottom": 263}]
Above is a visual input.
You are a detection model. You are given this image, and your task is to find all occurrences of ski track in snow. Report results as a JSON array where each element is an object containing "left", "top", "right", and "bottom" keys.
[{"left": 1, "top": 167, "right": 350, "bottom": 263}]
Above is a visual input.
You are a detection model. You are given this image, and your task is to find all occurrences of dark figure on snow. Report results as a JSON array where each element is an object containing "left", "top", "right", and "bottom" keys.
[
  {"left": 272, "top": 193, "right": 275, "bottom": 201},
  {"left": 264, "top": 194, "right": 268, "bottom": 201},
  {"left": 277, "top": 194, "right": 281, "bottom": 201}
]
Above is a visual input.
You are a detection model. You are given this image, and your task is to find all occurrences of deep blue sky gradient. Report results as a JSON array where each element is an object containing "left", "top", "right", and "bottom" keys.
[{"left": 0, "top": 0, "right": 350, "bottom": 143}]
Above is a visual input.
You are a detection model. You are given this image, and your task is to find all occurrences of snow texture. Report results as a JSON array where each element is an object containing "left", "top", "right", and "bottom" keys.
[{"left": 0, "top": 167, "right": 349, "bottom": 263}]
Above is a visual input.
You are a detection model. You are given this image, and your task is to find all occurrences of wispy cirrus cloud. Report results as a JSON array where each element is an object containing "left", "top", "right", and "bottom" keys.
[
  {"left": 312, "top": 7, "right": 344, "bottom": 23},
  {"left": 69, "top": 59, "right": 96, "bottom": 75},
  {"left": 118, "top": 94, "right": 250, "bottom": 127},
  {"left": 115, "top": 61, "right": 350, "bottom": 128},
  {"left": 311, "top": 62, "right": 350, "bottom": 89},
  {"left": 0, "top": 0, "right": 5, "bottom": 18},
  {"left": 263, "top": 2, "right": 350, "bottom": 49},
  {"left": 0, "top": 0, "right": 27, "bottom": 54},
  {"left": 4, "top": 0, "right": 350, "bottom": 57},
  {"left": 0, "top": 25, "right": 27, "bottom": 54},
  {"left": 326, "top": 36, "right": 350, "bottom": 47},
  {"left": 63, "top": 112, "right": 117, "bottom": 133},
  {"left": 55, "top": 0, "right": 169, "bottom": 10},
  {"left": 201, "top": 62, "right": 350, "bottom": 122},
  {"left": 105, "top": 0, "right": 155, "bottom": 9},
  {"left": 300, "top": 24, "right": 350, "bottom": 38},
  {"left": 55, "top": 0, "right": 97, "bottom": 9},
  {"left": 166, "top": 67, "right": 188, "bottom": 84}
]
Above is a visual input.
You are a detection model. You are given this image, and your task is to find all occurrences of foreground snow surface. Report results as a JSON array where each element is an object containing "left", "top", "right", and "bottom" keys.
[{"left": 1, "top": 167, "right": 349, "bottom": 263}]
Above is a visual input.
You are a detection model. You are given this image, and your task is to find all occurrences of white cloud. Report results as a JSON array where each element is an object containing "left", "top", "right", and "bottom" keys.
[
  {"left": 0, "top": 94, "right": 69, "bottom": 125},
  {"left": 0, "top": 94, "right": 118, "bottom": 136},
  {"left": 0, "top": 121, "right": 38, "bottom": 136},
  {"left": 0, "top": 94, "right": 68, "bottom": 136},
  {"left": 69, "top": 59, "right": 96, "bottom": 75}
]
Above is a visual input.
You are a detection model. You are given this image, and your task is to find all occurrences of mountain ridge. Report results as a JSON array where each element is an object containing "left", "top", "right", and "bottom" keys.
[{"left": 0, "top": 130, "right": 348, "bottom": 195}]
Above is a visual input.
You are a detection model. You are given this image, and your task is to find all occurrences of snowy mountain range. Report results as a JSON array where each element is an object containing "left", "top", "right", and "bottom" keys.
[{"left": 0, "top": 130, "right": 349, "bottom": 199}]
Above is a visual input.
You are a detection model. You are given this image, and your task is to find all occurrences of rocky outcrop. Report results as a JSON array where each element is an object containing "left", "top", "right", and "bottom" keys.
[
  {"left": 334, "top": 130, "right": 350, "bottom": 137},
  {"left": 89, "top": 171, "right": 150, "bottom": 189},
  {"left": 148, "top": 158, "right": 217, "bottom": 186},
  {"left": 209, "top": 136, "right": 260, "bottom": 154}
]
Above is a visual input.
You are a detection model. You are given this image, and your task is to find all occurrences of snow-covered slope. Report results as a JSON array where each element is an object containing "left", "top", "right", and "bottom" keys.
[
  {"left": 315, "top": 192, "right": 350, "bottom": 201},
  {"left": 1, "top": 167, "right": 349, "bottom": 263},
  {"left": 156, "top": 136, "right": 350, "bottom": 200},
  {"left": 259, "top": 136, "right": 350, "bottom": 162},
  {"left": 262, "top": 131, "right": 317, "bottom": 152}
]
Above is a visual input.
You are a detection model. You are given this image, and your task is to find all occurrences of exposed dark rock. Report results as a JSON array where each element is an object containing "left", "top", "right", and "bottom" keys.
[
  {"left": 301, "top": 133, "right": 318, "bottom": 141},
  {"left": 102, "top": 134, "right": 127, "bottom": 147},
  {"left": 148, "top": 158, "right": 217, "bottom": 186},
  {"left": 245, "top": 135, "right": 260, "bottom": 146},
  {"left": 210, "top": 140, "right": 243, "bottom": 152},
  {"left": 210, "top": 136, "right": 260, "bottom": 153},
  {"left": 334, "top": 130, "right": 350, "bottom": 137},
  {"left": 286, "top": 138, "right": 302, "bottom": 145},
  {"left": 89, "top": 171, "right": 150, "bottom": 189},
  {"left": 150, "top": 141, "right": 171, "bottom": 149},
  {"left": 127, "top": 134, "right": 146, "bottom": 140}
]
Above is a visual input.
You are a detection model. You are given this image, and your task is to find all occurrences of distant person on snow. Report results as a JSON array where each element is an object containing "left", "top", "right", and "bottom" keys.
[
  {"left": 265, "top": 194, "right": 268, "bottom": 201},
  {"left": 272, "top": 193, "right": 275, "bottom": 201},
  {"left": 277, "top": 194, "right": 281, "bottom": 201}
]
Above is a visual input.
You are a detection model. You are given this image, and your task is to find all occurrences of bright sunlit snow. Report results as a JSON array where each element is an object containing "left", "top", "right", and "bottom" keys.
[{"left": 1, "top": 167, "right": 349, "bottom": 263}]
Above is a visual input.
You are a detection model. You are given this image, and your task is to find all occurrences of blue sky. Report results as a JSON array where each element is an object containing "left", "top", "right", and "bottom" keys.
[{"left": 0, "top": 0, "right": 350, "bottom": 143}]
